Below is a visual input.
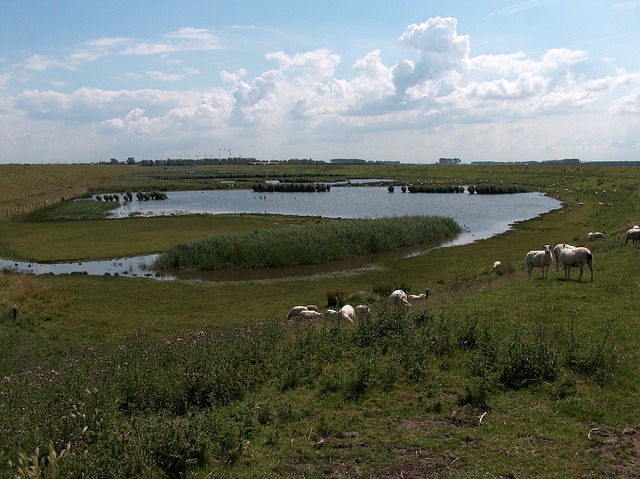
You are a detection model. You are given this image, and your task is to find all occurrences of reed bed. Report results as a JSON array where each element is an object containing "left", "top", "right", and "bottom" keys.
[{"left": 154, "top": 215, "right": 461, "bottom": 271}]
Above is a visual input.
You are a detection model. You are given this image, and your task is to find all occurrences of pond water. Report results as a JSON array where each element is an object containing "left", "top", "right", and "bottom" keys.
[{"left": 1, "top": 186, "right": 561, "bottom": 281}]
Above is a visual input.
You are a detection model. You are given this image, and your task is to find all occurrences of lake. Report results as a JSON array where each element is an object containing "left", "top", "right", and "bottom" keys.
[{"left": 1, "top": 186, "right": 561, "bottom": 280}]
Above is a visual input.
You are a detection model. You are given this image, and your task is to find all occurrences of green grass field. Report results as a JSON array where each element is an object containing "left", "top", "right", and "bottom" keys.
[{"left": 1, "top": 163, "right": 639, "bottom": 478}]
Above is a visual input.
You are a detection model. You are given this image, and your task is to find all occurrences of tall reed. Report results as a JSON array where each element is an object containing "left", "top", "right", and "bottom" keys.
[{"left": 154, "top": 215, "right": 461, "bottom": 271}]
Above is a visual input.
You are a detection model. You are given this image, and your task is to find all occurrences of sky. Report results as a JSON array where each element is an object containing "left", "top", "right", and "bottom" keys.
[{"left": 1, "top": 1, "right": 639, "bottom": 164}]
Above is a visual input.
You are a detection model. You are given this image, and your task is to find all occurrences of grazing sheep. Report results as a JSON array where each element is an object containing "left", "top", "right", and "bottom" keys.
[
  {"left": 492, "top": 260, "right": 502, "bottom": 272},
  {"left": 552, "top": 243, "right": 575, "bottom": 271},
  {"left": 625, "top": 228, "right": 640, "bottom": 246},
  {"left": 298, "top": 309, "right": 323, "bottom": 320},
  {"left": 558, "top": 246, "right": 594, "bottom": 282},
  {"left": 587, "top": 231, "right": 607, "bottom": 241},
  {"left": 525, "top": 244, "right": 553, "bottom": 280},
  {"left": 355, "top": 304, "right": 371, "bottom": 318},
  {"left": 324, "top": 309, "right": 340, "bottom": 320},
  {"left": 390, "top": 289, "right": 411, "bottom": 307},
  {"left": 287, "top": 305, "right": 308, "bottom": 320},
  {"left": 339, "top": 304, "right": 356, "bottom": 323},
  {"left": 408, "top": 289, "right": 430, "bottom": 304}
]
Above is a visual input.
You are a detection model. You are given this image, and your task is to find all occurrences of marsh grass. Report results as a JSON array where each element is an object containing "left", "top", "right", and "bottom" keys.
[
  {"left": 1, "top": 163, "right": 640, "bottom": 477},
  {"left": 155, "top": 215, "right": 461, "bottom": 271},
  {"left": 0, "top": 304, "right": 624, "bottom": 478},
  {"left": 26, "top": 199, "right": 120, "bottom": 221}
]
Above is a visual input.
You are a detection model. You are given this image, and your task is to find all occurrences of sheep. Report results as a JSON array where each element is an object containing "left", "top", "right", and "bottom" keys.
[
  {"left": 389, "top": 289, "right": 411, "bottom": 307},
  {"left": 408, "top": 289, "right": 430, "bottom": 305},
  {"left": 355, "top": 304, "right": 371, "bottom": 318},
  {"left": 587, "top": 231, "right": 607, "bottom": 241},
  {"left": 287, "top": 305, "right": 308, "bottom": 320},
  {"left": 552, "top": 243, "right": 575, "bottom": 271},
  {"left": 625, "top": 228, "right": 640, "bottom": 246},
  {"left": 558, "top": 246, "right": 594, "bottom": 282},
  {"left": 525, "top": 244, "right": 553, "bottom": 280},
  {"left": 492, "top": 260, "right": 502, "bottom": 272},
  {"left": 339, "top": 304, "right": 356, "bottom": 323},
  {"left": 298, "top": 309, "right": 323, "bottom": 320}
]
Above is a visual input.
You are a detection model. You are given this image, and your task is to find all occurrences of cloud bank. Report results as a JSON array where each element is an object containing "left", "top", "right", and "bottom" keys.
[{"left": 1, "top": 17, "right": 639, "bottom": 163}]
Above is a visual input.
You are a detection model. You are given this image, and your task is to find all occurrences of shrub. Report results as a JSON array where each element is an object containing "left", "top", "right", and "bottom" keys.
[{"left": 499, "top": 324, "right": 558, "bottom": 389}]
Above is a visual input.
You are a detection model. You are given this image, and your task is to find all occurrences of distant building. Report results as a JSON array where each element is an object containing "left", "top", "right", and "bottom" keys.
[{"left": 438, "top": 158, "right": 461, "bottom": 165}]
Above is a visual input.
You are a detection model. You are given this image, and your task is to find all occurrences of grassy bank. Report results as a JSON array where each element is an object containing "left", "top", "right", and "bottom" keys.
[{"left": 0, "top": 163, "right": 639, "bottom": 478}]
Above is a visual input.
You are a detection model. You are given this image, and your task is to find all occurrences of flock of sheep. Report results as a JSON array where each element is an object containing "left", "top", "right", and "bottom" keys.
[
  {"left": 524, "top": 243, "right": 594, "bottom": 282},
  {"left": 505, "top": 225, "right": 640, "bottom": 283},
  {"left": 286, "top": 303, "right": 371, "bottom": 323},
  {"left": 287, "top": 226, "right": 640, "bottom": 321},
  {"left": 286, "top": 288, "right": 429, "bottom": 323}
]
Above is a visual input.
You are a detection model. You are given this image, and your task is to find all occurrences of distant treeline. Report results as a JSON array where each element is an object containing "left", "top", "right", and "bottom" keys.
[
  {"left": 252, "top": 182, "right": 331, "bottom": 193},
  {"left": 407, "top": 184, "right": 529, "bottom": 194},
  {"left": 471, "top": 159, "right": 640, "bottom": 166}
]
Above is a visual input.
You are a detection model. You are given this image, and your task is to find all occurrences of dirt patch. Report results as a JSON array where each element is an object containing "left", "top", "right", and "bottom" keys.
[
  {"left": 586, "top": 425, "right": 640, "bottom": 478},
  {"left": 378, "top": 448, "right": 463, "bottom": 478}
]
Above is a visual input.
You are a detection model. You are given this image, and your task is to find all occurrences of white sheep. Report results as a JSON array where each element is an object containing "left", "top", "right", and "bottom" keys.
[
  {"left": 339, "top": 304, "right": 356, "bottom": 323},
  {"left": 587, "top": 231, "right": 607, "bottom": 241},
  {"left": 525, "top": 244, "right": 553, "bottom": 280},
  {"left": 552, "top": 243, "right": 575, "bottom": 271},
  {"left": 287, "top": 305, "right": 308, "bottom": 320},
  {"left": 298, "top": 309, "right": 323, "bottom": 320},
  {"left": 355, "top": 304, "right": 371, "bottom": 318},
  {"left": 389, "top": 289, "right": 411, "bottom": 307},
  {"left": 408, "top": 289, "right": 430, "bottom": 304},
  {"left": 558, "top": 246, "right": 594, "bottom": 282},
  {"left": 625, "top": 228, "right": 640, "bottom": 246},
  {"left": 492, "top": 260, "right": 502, "bottom": 272}
]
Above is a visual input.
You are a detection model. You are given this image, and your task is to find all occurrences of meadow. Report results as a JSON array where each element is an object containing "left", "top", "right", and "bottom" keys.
[{"left": 0, "top": 163, "right": 639, "bottom": 478}]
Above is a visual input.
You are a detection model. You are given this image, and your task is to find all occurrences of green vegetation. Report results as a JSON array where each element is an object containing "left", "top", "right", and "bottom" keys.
[
  {"left": 0, "top": 162, "right": 639, "bottom": 478},
  {"left": 155, "top": 216, "right": 461, "bottom": 271},
  {"left": 0, "top": 306, "right": 621, "bottom": 478},
  {"left": 252, "top": 182, "right": 331, "bottom": 192}
]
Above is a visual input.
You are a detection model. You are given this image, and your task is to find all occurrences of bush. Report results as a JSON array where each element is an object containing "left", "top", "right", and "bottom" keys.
[{"left": 499, "top": 324, "right": 558, "bottom": 389}]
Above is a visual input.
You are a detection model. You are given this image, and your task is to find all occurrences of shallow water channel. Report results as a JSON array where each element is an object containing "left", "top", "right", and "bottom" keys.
[{"left": 1, "top": 186, "right": 562, "bottom": 281}]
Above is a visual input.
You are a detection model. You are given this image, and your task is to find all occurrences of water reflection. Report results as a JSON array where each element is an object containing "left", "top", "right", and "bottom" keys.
[{"left": 0, "top": 255, "right": 162, "bottom": 279}]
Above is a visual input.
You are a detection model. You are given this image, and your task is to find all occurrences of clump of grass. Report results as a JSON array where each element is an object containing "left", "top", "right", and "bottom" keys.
[
  {"left": 154, "top": 215, "right": 461, "bottom": 271},
  {"left": 498, "top": 324, "right": 559, "bottom": 389},
  {"left": 26, "top": 200, "right": 119, "bottom": 221}
]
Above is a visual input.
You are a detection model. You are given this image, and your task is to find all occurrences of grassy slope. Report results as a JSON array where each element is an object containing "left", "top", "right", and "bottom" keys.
[{"left": 0, "top": 163, "right": 639, "bottom": 478}]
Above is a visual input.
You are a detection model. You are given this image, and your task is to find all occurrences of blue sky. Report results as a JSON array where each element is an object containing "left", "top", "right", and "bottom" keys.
[{"left": 1, "top": 0, "right": 639, "bottom": 164}]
